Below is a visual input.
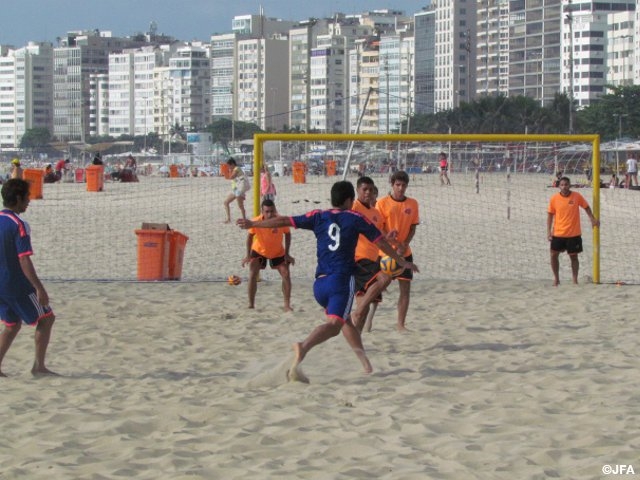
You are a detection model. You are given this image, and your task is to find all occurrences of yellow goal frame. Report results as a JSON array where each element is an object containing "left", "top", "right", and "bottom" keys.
[{"left": 252, "top": 133, "right": 601, "bottom": 283}]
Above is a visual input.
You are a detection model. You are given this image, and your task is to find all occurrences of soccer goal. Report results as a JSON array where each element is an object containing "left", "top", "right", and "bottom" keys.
[{"left": 23, "top": 132, "right": 640, "bottom": 284}]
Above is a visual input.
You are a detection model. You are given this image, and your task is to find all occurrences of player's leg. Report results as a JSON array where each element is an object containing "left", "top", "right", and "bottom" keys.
[
  {"left": 340, "top": 320, "right": 372, "bottom": 373},
  {"left": 32, "top": 315, "right": 56, "bottom": 376},
  {"left": 247, "top": 257, "right": 262, "bottom": 308},
  {"left": 570, "top": 254, "right": 579, "bottom": 284},
  {"left": 275, "top": 262, "right": 293, "bottom": 312},
  {"left": 397, "top": 279, "right": 411, "bottom": 331},
  {"left": 237, "top": 195, "right": 246, "bottom": 220},
  {"left": 550, "top": 250, "right": 561, "bottom": 286},
  {"left": 363, "top": 303, "right": 378, "bottom": 332},
  {"left": 0, "top": 320, "right": 21, "bottom": 377}
]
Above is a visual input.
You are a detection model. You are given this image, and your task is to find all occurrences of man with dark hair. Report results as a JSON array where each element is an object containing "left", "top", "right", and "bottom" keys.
[
  {"left": 242, "top": 199, "right": 294, "bottom": 311},
  {"left": 376, "top": 170, "right": 420, "bottom": 331},
  {"left": 547, "top": 176, "right": 599, "bottom": 286},
  {"left": 0, "top": 179, "right": 56, "bottom": 377},
  {"left": 238, "top": 180, "right": 418, "bottom": 378}
]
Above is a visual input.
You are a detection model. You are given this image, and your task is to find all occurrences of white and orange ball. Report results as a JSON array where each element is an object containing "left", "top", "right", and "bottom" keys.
[
  {"left": 379, "top": 255, "right": 404, "bottom": 277},
  {"left": 227, "top": 275, "right": 242, "bottom": 286}
]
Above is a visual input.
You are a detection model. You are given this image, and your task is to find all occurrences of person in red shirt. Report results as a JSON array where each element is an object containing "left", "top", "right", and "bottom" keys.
[
  {"left": 55, "top": 159, "right": 70, "bottom": 180},
  {"left": 242, "top": 199, "right": 294, "bottom": 311},
  {"left": 376, "top": 171, "right": 420, "bottom": 331},
  {"left": 439, "top": 152, "right": 451, "bottom": 186},
  {"left": 547, "top": 177, "right": 599, "bottom": 286}
]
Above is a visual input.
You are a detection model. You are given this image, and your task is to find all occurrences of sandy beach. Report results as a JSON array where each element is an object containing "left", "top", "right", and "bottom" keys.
[{"left": 2, "top": 171, "right": 639, "bottom": 479}]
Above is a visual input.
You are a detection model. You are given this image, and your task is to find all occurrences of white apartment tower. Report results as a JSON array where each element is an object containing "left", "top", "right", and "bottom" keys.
[
  {"left": 607, "top": 10, "right": 635, "bottom": 86},
  {"left": 167, "top": 45, "right": 211, "bottom": 132},
  {"left": 433, "top": 1, "right": 477, "bottom": 111},
  {"left": 236, "top": 36, "right": 289, "bottom": 130},
  {"left": 414, "top": 9, "right": 436, "bottom": 115},
  {"left": 349, "top": 38, "right": 380, "bottom": 134},
  {"left": 0, "top": 42, "right": 53, "bottom": 149},
  {"left": 53, "top": 31, "right": 146, "bottom": 142},
  {"left": 379, "top": 33, "right": 414, "bottom": 134},
  {"left": 562, "top": 0, "right": 635, "bottom": 109},
  {"left": 88, "top": 73, "right": 109, "bottom": 137}
]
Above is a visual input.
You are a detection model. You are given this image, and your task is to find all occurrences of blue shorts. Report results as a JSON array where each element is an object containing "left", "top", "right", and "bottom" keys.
[
  {"left": 313, "top": 274, "right": 354, "bottom": 324},
  {"left": 0, "top": 292, "right": 54, "bottom": 327}
]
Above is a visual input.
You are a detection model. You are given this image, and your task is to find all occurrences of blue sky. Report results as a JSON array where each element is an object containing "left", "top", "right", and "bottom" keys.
[{"left": 2, "top": 1, "right": 426, "bottom": 47}]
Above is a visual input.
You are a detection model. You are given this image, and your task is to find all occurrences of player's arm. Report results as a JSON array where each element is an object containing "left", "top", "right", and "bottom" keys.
[
  {"left": 546, "top": 212, "right": 554, "bottom": 240},
  {"left": 19, "top": 256, "right": 49, "bottom": 306},
  {"left": 583, "top": 206, "right": 600, "bottom": 228},
  {"left": 237, "top": 216, "right": 291, "bottom": 230},
  {"left": 375, "top": 237, "right": 419, "bottom": 273},
  {"left": 284, "top": 232, "right": 295, "bottom": 265},
  {"left": 242, "top": 233, "right": 254, "bottom": 267},
  {"left": 397, "top": 223, "right": 417, "bottom": 255}
]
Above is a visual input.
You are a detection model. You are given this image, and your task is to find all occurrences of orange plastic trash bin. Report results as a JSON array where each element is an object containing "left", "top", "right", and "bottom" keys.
[
  {"left": 169, "top": 165, "right": 179, "bottom": 178},
  {"left": 86, "top": 165, "right": 104, "bottom": 192},
  {"left": 75, "top": 168, "right": 85, "bottom": 183},
  {"left": 135, "top": 229, "right": 170, "bottom": 281},
  {"left": 293, "top": 162, "right": 306, "bottom": 184},
  {"left": 23, "top": 168, "right": 44, "bottom": 200},
  {"left": 168, "top": 231, "right": 189, "bottom": 280},
  {"left": 325, "top": 160, "right": 337, "bottom": 176}
]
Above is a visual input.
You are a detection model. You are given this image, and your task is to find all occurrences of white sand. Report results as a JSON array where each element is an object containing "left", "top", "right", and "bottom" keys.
[{"left": 1, "top": 174, "right": 638, "bottom": 478}]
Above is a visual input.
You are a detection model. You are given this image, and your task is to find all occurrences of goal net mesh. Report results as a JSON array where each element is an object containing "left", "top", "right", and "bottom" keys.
[{"left": 17, "top": 133, "right": 639, "bottom": 285}]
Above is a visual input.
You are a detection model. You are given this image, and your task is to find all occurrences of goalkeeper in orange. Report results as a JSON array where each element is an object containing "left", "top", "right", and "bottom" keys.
[{"left": 242, "top": 199, "right": 294, "bottom": 311}]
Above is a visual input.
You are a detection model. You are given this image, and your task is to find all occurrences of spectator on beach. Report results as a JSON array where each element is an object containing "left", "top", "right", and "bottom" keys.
[
  {"left": 625, "top": 154, "right": 638, "bottom": 188},
  {"left": 376, "top": 171, "right": 420, "bottom": 331},
  {"left": 439, "top": 152, "right": 451, "bottom": 186},
  {"left": 55, "top": 158, "right": 70, "bottom": 180},
  {"left": 44, "top": 164, "right": 58, "bottom": 184},
  {"left": 0, "top": 179, "right": 57, "bottom": 377},
  {"left": 223, "top": 158, "right": 248, "bottom": 223},
  {"left": 10, "top": 159, "right": 23, "bottom": 180},
  {"left": 260, "top": 163, "right": 276, "bottom": 202},
  {"left": 92, "top": 153, "right": 103, "bottom": 166},
  {"left": 609, "top": 173, "right": 619, "bottom": 189},
  {"left": 547, "top": 176, "right": 600, "bottom": 286},
  {"left": 242, "top": 199, "right": 294, "bottom": 312},
  {"left": 237, "top": 180, "right": 418, "bottom": 378}
]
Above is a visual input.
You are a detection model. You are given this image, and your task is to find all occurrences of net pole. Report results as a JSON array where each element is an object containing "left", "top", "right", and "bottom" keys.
[{"left": 592, "top": 136, "right": 601, "bottom": 284}]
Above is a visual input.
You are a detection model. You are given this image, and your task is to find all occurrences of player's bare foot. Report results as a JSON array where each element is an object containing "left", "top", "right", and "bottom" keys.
[
  {"left": 287, "top": 343, "right": 310, "bottom": 383},
  {"left": 0, "top": 371, "right": 7, "bottom": 378},
  {"left": 31, "top": 366, "right": 58, "bottom": 377},
  {"left": 352, "top": 348, "right": 372, "bottom": 374}
]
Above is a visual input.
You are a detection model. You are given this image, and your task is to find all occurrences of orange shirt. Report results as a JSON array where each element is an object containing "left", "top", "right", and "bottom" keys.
[
  {"left": 376, "top": 195, "right": 420, "bottom": 256},
  {"left": 548, "top": 191, "right": 589, "bottom": 238},
  {"left": 249, "top": 215, "right": 290, "bottom": 258},
  {"left": 352, "top": 199, "right": 384, "bottom": 261}
]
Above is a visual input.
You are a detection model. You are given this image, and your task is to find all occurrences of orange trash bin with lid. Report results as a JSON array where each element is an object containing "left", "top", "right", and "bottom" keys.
[
  {"left": 135, "top": 227, "right": 170, "bottom": 281},
  {"left": 167, "top": 230, "right": 189, "bottom": 280},
  {"left": 23, "top": 168, "right": 45, "bottom": 200},
  {"left": 293, "top": 162, "right": 306, "bottom": 184},
  {"left": 169, "top": 165, "right": 179, "bottom": 178},
  {"left": 86, "top": 165, "right": 104, "bottom": 192}
]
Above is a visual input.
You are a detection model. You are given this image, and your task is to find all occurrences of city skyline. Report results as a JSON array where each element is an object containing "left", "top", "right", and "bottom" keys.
[{"left": 1, "top": 0, "right": 424, "bottom": 47}]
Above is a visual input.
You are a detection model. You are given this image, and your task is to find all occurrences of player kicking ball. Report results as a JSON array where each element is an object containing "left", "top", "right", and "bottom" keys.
[{"left": 238, "top": 181, "right": 418, "bottom": 379}]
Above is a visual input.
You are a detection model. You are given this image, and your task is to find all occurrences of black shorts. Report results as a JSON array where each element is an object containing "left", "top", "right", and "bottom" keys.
[
  {"left": 550, "top": 236, "right": 583, "bottom": 255},
  {"left": 397, "top": 254, "right": 414, "bottom": 281},
  {"left": 354, "top": 259, "right": 383, "bottom": 302},
  {"left": 250, "top": 250, "right": 286, "bottom": 269}
]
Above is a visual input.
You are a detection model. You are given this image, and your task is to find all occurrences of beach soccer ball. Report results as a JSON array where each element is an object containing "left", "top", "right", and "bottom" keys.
[
  {"left": 379, "top": 256, "right": 404, "bottom": 277},
  {"left": 227, "top": 275, "right": 242, "bottom": 286}
]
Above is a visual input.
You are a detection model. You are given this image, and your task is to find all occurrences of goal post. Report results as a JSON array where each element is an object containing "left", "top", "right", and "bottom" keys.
[{"left": 252, "top": 133, "right": 602, "bottom": 283}]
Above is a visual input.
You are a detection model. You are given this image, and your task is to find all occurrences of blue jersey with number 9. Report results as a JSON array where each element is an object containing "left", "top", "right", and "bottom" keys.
[{"left": 291, "top": 209, "right": 382, "bottom": 277}]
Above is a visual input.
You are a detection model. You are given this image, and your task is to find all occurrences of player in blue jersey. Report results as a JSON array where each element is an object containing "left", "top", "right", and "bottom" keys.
[
  {"left": 238, "top": 180, "right": 418, "bottom": 377},
  {"left": 0, "top": 179, "right": 56, "bottom": 377}
]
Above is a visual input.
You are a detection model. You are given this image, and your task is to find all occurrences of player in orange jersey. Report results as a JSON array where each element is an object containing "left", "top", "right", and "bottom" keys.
[{"left": 242, "top": 199, "right": 294, "bottom": 311}]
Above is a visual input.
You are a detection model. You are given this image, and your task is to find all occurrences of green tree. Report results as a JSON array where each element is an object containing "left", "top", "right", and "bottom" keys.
[
  {"left": 576, "top": 85, "right": 640, "bottom": 140},
  {"left": 19, "top": 127, "right": 52, "bottom": 150}
]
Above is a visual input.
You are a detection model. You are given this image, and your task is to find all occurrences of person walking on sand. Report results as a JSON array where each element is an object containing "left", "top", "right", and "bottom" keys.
[
  {"left": 625, "top": 154, "right": 638, "bottom": 188},
  {"left": 0, "top": 179, "right": 56, "bottom": 377},
  {"left": 439, "top": 152, "right": 451, "bottom": 186},
  {"left": 242, "top": 199, "right": 294, "bottom": 312},
  {"left": 376, "top": 171, "right": 420, "bottom": 332},
  {"left": 237, "top": 181, "right": 418, "bottom": 378},
  {"left": 260, "top": 163, "right": 277, "bottom": 202},
  {"left": 223, "top": 158, "right": 248, "bottom": 223},
  {"left": 547, "top": 176, "right": 599, "bottom": 286}
]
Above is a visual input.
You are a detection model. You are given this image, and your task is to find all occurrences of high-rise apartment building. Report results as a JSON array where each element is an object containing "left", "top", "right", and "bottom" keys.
[
  {"left": 607, "top": 10, "right": 634, "bottom": 86},
  {"left": 562, "top": 0, "right": 635, "bottom": 109},
  {"left": 414, "top": 9, "right": 436, "bottom": 115},
  {"left": 379, "top": 32, "right": 414, "bottom": 134},
  {"left": 0, "top": 42, "right": 53, "bottom": 149},
  {"left": 53, "top": 31, "right": 146, "bottom": 142}
]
